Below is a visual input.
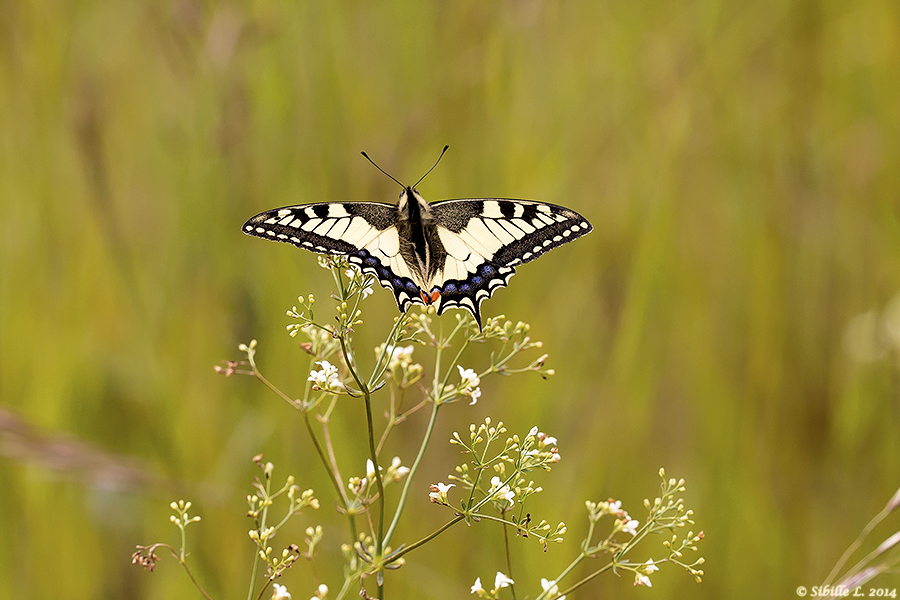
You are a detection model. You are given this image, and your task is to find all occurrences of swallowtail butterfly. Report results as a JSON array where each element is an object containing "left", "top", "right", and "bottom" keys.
[{"left": 242, "top": 151, "right": 592, "bottom": 327}]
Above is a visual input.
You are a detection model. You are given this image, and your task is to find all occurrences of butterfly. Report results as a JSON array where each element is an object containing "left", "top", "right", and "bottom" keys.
[{"left": 242, "top": 150, "right": 592, "bottom": 328}]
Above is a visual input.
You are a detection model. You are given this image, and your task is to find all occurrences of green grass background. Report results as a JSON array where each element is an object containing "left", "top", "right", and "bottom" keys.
[{"left": 2, "top": 1, "right": 900, "bottom": 598}]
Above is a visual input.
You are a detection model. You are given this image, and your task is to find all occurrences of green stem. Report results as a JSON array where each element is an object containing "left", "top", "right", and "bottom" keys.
[
  {"left": 366, "top": 313, "right": 410, "bottom": 390},
  {"left": 383, "top": 401, "right": 441, "bottom": 547},
  {"left": 301, "top": 411, "right": 348, "bottom": 506},
  {"left": 502, "top": 518, "right": 518, "bottom": 600},
  {"left": 247, "top": 474, "right": 272, "bottom": 600},
  {"left": 466, "top": 435, "right": 501, "bottom": 513},
  {"left": 554, "top": 562, "right": 615, "bottom": 598},
  {"left": 176, "top": 557, "right": 214, "bottom": 600},
  {"left": 363, "top": 390, "right": 386, "bottom": 555},
  {"left": 532, "top": 519, "right": 603, "bottom": 600},
  {"left": 294, "top": 396, "right": 357, "bottom": 540},
  {"left": 385, "top": 515, "right": 465, "bottom": 564}
]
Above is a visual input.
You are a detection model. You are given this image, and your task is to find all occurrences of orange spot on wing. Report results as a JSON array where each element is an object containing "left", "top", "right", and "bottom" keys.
[{"left": 420, "top": 289, "right": 442, "bottom": 305}]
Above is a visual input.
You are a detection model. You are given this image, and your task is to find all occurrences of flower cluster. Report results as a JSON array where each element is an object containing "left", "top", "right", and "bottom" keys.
[
  {"left": 344, "top": 266, "right": 374, "bottom": 300},
  {"left": 246, "top": 458, "right": 319, "bottom": 583},
  {"left": 308, "top": 360, "right": 345, "bottom": 393},
  {"left": 348, "top": 458, "right": 411, "bottom": 509},
  {"left": 375, "top": 343, "right": 424, "bottom": 388},
  {"left": 185, "top": 257, "right": 709, "bottom": 600},
  {"left": 457, "top": 366, "right": 482, "bottom": 404}
]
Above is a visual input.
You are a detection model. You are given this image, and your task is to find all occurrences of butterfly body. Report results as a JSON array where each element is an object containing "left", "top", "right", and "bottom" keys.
[{"left": 243, "top": 187, "right": 592, "bottom": 327}]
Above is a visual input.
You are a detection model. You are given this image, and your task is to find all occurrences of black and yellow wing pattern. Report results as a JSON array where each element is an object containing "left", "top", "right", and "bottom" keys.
[{"left": 242, "top": 189, "right": 592, "bottom": 327}]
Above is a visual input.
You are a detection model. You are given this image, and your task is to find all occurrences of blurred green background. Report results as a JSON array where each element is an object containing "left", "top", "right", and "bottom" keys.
[{"left": 2, "top": 0, "right": 900, "bottom": 598}]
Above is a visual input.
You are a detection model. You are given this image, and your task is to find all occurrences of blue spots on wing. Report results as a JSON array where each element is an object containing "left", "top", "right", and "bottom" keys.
[{"left": 349, "top": 248, "right": 433, "bottom": 313}]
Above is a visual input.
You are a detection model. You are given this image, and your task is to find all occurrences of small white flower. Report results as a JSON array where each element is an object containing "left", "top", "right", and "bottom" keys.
[
  {"left": 307, "top": 360, "right": 343, "bottom": 391},
  {"left": 391, "top": 345, "right": 414, "bottom": 365},
  {"left": 494, "top": 572, "right": 514, "bottom": 589},
  {"left": 429, "top": 482, "right": 455, "bottom": 503},
  {"left": 457, "top": 365, "right": 482, "bottom": 403},
  {"left": 458, "top": 365, "right": 480, "bottom": 387},
  {"left": 540, "top": 579, "right": 565, "bottom": 599},
  {"left": 529, "top": 426, "right": 539, "bottom": 436},
  {"left": 642, "top": 559, "right": 659, "bottom": 574},
  {"left": 470, "top": 577, "right": 484, "bottom": 594},
  {"left": 609, "top": 500, "right": 622, "bottom": 513},
  {"left": 634, "top": 573, "right": 652, "bottom": 587},
  {"left": 489, "top": 476, "right": 515, "bottom": 505},
  {"left": 468, "top": 387, "right": 482, "bottom": 405},
  {"left": 345, "top": 268, "right": 374, "bottom": 299},
  {"left": 378, "top": 344, "right": 415, "bottom": 370},
  {"left": 621, "top": 518, "right": 639, "bottom": 536},
  {"left": 366, "top": 459, "right": 376, "bottom": 479},
  {"left": 272, "top": 583, "right": 292, "bottom": 599},
  {"left": 317, "top": 583, "right": 329, "bottom": 595},
  {"left": 390, "top": 456, "right": 410, "bottom": 478}
]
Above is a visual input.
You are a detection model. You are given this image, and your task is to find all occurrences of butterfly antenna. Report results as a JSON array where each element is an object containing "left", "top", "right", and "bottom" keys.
[
  {"left": 361, "top": 151, "right": 405, "bottom": 189},
  {"left": 413, "top": 145, "right": 449, "bottom": 189}
]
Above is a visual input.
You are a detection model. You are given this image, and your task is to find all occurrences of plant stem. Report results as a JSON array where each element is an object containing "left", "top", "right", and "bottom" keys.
[
  {"left": 555, "top": 562, "right": 615, "bottom": 598},
  {"left": 177, "top": 559, "right": 214, "bottom": 600},
  {"left": 383, "top": 401, "right": 441, "bottom": 547},
  {"left": 385, "top": 515, "right": 465, "bottom": 564},
  {"left": 363, "top": 388, "right": 386, "bottom": 548},
  {"left": 247, "top": 475, "right": 272, "bottom": 600},
  {"left": 502, "top": 517, "right": 518, "bottom": 600}
]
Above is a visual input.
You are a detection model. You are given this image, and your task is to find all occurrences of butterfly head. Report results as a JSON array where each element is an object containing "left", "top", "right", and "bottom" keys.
[{"left": 398, "top": 186, "right": 431, "bottom": 223}]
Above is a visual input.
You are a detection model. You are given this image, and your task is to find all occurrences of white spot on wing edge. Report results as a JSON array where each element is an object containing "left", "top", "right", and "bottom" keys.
[
  {"left": 328, "top": 204, "right": 350, "bottom": 218},
  {"left": 482, "top": 201, "right": 503, "bottom": 218}
]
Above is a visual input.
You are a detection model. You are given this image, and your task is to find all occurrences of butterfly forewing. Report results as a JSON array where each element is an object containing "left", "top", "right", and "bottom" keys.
[{"left": 242, "top": 202, "right": 396, "bottom": 254}]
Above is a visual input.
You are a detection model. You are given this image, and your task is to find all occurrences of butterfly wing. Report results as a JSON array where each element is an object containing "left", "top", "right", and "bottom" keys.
[
  {"left": 242, "top": 197, "right": 593, "bottom": 327},
  {"left": 428, "top": 199, "right": 592, "bottom": 326},
  {"left": 242, "top": 202, "right": 427, "bottom": 311}
]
